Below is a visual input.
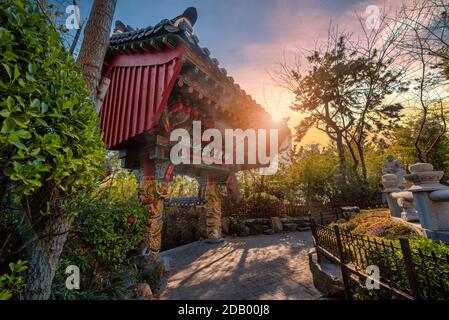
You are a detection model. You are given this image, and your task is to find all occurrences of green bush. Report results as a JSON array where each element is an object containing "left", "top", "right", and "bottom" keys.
[
  {"left": 76, "top": 197, "right": 147, "bottom": 264},
  {"left": 0, "top": 0, "right": 106, "bottom": 199},
  {"left": 52, "top": 170, "right": 149, "bottom": 299},
  {"left": 245, "top": 192, "right": 281, "bottom": 208},
  {"left": 67, "top": 169, "right": 147, "bottom": 265},
  {"left": 229, "top": 217, "right": 246, "bottom": 236},
  {"left": 249, "top": 223, "right": 266, "bottom": 235},
  {"left": 0, "top": 260, "right": 28, "bottom": 300}
]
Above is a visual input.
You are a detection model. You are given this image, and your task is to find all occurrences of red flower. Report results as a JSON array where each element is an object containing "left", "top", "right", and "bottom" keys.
[{"left": 128, "top": 217, "right": 136, "bottom": 225}]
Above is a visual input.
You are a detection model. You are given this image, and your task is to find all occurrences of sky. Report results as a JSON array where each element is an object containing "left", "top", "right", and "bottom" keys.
[{"left": 75, "top": 0, "right": 404, "bottom": 146}]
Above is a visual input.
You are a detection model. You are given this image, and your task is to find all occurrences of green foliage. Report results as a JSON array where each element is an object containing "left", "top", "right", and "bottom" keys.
[
  {"left": 245, "top": 192, "right": 281, "bottom": 208},
  {"left": 69, "top": 165, "right": 147, "bottom": 265},
  {"left": 0, "top": 0, "right": 106, "bottom": 198},
  {"left": 236, "top": 144, "right": 385, "bottom": 206},
  {"left": 282, "top": 147, "right": 339, "bottom": 203},
  {"left": 229, "top": 217, "right": 246, "bottom": 236},
  {"left": 387, "top": 112, "right": 449, "bottom": 182},
  {"left": 52, "top": 168, "right": 148, "bottom": 300},
  {"left": 75, "top": 197, "right": 147, "bottom": 264},
  {"left": 168, "top": 175, "right": 199, "bottom": 198},
  {"left": 350, "top": 235, "right": 449, "bottom": 300},
  {"left": 409, "top": 237, "right": 449, "bottom": 257},
  {"left": 248, "top": 223, "right": 266, "bottom": 235},
  {"left": 0, "top": 260, "right": 28, "bottom": 300}
]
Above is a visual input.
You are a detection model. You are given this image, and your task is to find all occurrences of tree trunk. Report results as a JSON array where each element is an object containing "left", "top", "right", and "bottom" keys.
[
  {"left": 355, "top": 142, "right": 368, "bottom": 183},
  {"left": 344, "top": 135, "right": 359, "bottom": 180},
  {"left": 335, "top": 132, "right": 347, "bottom": 189},
  {"left": 7, "top": 186, "right": 73, "bottom": 300},
  {"left": 77, "top": 0, "right": 117, "bottom": 101},
  {"left": 20, "top": 213, "right": 73, "bottom": 300}
]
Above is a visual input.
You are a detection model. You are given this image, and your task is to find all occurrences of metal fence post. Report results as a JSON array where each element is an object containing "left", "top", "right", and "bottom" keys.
[
  {"left": 334, "top": 225, "right": 352, "bottom": 300},
  {"left": 399, "top": 238, "right": 421, "bottom": 300},
  {"left": 310, "top": 219, "right": 316, "bottom": 241},
  {"left": 310, "top": 220, "right": 321, "bottom": 263}
]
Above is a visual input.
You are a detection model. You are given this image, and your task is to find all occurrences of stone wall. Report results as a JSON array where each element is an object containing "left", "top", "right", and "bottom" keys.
[
  {"left": 221, "top": 216, "right": 312, "bottom": 236},
  {"left": 161, "top": 206, "right": 207, "bottom": 251}
]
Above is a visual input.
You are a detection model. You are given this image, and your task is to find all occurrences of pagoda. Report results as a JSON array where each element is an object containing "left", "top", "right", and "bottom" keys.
[{"left": 98, "top": 7, "right": 291, "bottom": 255}]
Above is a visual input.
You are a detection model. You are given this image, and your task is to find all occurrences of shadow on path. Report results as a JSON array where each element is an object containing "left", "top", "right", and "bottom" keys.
[{"left": 160, "top": 231, "right": 321, "bottom": 300}]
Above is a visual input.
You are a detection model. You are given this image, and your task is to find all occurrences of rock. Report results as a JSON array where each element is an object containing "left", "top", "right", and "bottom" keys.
[
  {"left": 132, "top": 254, "right": 166, "bottom": 293},
  {"left": 308, "top": 248, "right": 344, "bottom": 299},
  {"left": 134, "top": 282, "right": 153, "bottom": 300},
  {"left": 297, "top": 226, "right": 311, "bottom": 232},
  {"left": 283, "top": 223, "right": 298, "bottom": 231},
  {"left": 296, "top": 219, "right": 310, "bottom": 228},
  {"left": 241, "top": 226, "right": 250, "bottom": 237},
  {"left": 263, "top": 229, "right": 275, "bottom": 235},
  {"left": 341, "top": 206, "right": 360, "bottom": 214},
  {"left": 221, "top": 217, "right": 230, "bottom": 235},
  {"left": 120, "top": 273, "right": 136, "bottom": 290},
  {"left": 245, "top": 219, "right": 256, "bottom": 225},
  {"left": 270, "top": 217, "right": 283, "bottom": 233}
]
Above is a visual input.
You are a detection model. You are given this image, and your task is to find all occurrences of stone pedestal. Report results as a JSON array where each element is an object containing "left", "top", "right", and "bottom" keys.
[
  {"left": 391, "top": 191, "right": 419, "bottom": 222},
  {"left": 381, "top": 174, "right": 403, "bottom": 218},
  {"left": 271, "top": 217, "right": 283, "bottom": 233},
  {"left": 406, "top": 163, "right": 449, "bottom": 243}
]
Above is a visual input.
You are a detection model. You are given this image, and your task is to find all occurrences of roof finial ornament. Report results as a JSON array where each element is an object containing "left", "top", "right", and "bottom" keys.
[
  {"left": 113, "top": 20, "right": 134, "bottom": 34},
  {"left": 173, "top": 7, "right": 198, "bottom": 29},
  {"left": 183, "top": 7, "right": 198, "bottom": 26}
]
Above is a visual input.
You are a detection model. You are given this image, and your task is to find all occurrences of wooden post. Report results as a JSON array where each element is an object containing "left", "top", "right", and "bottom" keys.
[
  {"left": 399, "top": 238, "right": 421, "bottom": 300},
  {"left": 334, "top": 225, "right": 352, "bottom": 300}
]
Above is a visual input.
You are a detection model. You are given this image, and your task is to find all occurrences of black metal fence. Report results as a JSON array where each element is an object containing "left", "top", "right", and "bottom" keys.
[{"left": 311, "top": 221, "right": 449, "bottom": 300}]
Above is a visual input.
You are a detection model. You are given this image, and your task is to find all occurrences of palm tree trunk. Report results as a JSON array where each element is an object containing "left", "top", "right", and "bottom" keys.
[{"left": 77, "top": 0, "right": 117, "bottom": 101}]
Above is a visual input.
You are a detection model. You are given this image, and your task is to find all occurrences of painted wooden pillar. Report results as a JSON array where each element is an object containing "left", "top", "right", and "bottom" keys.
[
  {"left": 137, "top": 159, "right": 169, "bottom": 256},
  {"left": 226, "top": 173, "right": 240, "bottom": 203},
  {"left": 204, "top": 176, "right": 223, "bottom": 241},
  {"left": 197, "top": 176, "right": 207, "bottom": 199}
]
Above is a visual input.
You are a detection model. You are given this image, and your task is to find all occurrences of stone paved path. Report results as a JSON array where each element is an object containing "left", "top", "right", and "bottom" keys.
[{"left": 159, "top": 231, "right": 322, "bottom": 300}]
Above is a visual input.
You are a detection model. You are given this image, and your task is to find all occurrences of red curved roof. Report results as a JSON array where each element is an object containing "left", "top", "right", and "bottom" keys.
[{"left": 100, "top": 46, "right": 184, "bottom": 148}]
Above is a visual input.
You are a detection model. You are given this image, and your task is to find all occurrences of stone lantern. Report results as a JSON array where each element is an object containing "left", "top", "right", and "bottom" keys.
[
  {"left": 381, "top": 174, "right": 402, "bottom": 218},
  {"left": 405, "top": 163, "right": 449, "bottom": 242}
]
